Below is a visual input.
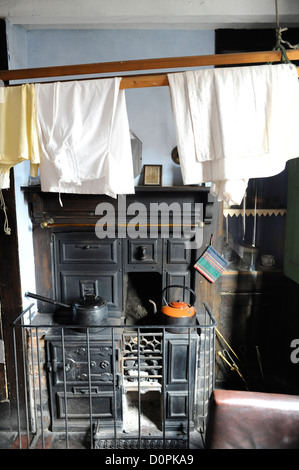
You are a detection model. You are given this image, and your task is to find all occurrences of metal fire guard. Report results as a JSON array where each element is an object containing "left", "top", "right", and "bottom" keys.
[{"left": 12, "top": 302, "right": 216, "bottom": 449}]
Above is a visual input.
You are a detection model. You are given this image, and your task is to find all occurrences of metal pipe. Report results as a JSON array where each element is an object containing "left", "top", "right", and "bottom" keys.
[
  {"left": 187, "top": 328, "right": 191, "bottom": 448},
  {"left": 36, "top": 327, "right": 45, "bottom": 448},
  {"left": 61, "top": 328, "right": 69, "bottom": 449},
  {"left": 12, "top": 325, "right": 22, "bottom": 448},
  {"left": 29, "top": 313, "right": 38, "bottom": 436},
  {"left": 111, "top": 327, "right": 117, "bottom": 449},
  {"left": 162, "top": 329, "right": 166, "bottom": 447},
  {"left": 21, "top": 325, "right": 30, "bottom": 447},
  {"left": 137, "top": 327, "right": 141, "bottom": 449},
  {"left": 86, "top": 328, "right": 93, "bottom": 449}
]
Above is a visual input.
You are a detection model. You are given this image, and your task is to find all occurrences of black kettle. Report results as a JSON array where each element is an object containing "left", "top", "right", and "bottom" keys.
[{"left": 26, "top": 292, "right": 108, "bottom": 331}]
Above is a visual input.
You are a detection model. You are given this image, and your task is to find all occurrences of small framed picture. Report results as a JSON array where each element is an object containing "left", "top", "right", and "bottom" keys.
[{"left": 143, "top": 165, "right": 162, "bottom": 186}]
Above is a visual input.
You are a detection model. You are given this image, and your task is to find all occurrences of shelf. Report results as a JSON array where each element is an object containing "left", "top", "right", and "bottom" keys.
[
  {"left": 21, "top": 184, "right": 210, "bottom": 193},
  {"left": 223, "top": 208, "right": 286, "bottom": 218}
]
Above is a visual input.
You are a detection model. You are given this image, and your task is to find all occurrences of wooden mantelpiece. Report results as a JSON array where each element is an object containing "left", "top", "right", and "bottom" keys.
[{"left": 22, "top": 185, "right": 214, "bottom": 227}]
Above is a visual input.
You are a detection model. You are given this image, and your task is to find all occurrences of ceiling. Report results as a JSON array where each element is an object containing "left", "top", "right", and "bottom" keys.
[{"left": 0, "top": 0, "right": 299, "bottom": 30}]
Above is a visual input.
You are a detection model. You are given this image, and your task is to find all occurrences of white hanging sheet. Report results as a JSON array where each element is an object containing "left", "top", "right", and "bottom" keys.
[
  {"left": 168, "top": 63, "right": 299, "bottom": 205},
  {"left": 35, "top": 77, "right": 135, "bottom": 198}
]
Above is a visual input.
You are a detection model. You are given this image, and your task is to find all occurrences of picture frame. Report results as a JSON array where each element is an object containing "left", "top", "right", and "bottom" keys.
[{"left": 143, "top": 165, "right": 162, "bottom": 186}]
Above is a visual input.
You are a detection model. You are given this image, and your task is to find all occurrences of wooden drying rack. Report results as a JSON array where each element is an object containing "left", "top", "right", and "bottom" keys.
[{"left": 0, "top": 49, "right": 299, "bottom": 87}]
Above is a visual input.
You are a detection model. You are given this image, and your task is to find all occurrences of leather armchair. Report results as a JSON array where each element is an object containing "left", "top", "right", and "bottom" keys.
[{"left": 205, "top": 389, "right": 299, "bottom": 449}]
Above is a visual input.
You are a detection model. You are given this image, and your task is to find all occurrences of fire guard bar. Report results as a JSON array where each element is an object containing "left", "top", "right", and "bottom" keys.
[{"left": 12, "top": 302, "right": 217, "bottom": 449}]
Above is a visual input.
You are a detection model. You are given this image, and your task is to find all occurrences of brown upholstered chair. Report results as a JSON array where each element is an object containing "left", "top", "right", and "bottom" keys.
[{"left": 205, "top": 389, "right": 299, "bottom": 449}]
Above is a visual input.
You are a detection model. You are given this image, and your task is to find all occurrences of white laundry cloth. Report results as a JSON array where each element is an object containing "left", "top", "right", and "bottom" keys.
[
  {"left": 35, "top": 78, "right": 135, "bottom": 198},
  {"left": 168, "top": 64, "right": 299, "bottom": 205}
]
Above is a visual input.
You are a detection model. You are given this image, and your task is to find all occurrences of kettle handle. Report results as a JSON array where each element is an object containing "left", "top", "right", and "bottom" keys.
[{"left": 162, "top": 285, "right": 196, "bottom": 306}]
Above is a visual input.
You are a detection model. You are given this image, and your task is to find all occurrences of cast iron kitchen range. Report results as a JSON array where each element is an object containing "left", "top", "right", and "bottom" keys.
[{"left": 14, "top": 187, "right": 216, "bottom": 448}]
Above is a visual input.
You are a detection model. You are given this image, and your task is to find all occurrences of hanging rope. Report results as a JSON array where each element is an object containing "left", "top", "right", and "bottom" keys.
[
  {"left": 273, "top": 0, "right": 299, "bottom": 63},
  {"left": 0, "top": 190, "right": 11, "bottom": 235}
]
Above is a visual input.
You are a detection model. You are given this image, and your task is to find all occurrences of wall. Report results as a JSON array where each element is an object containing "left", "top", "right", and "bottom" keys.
[{"left": 5, "top": 23, "right": 215, "bottom": 305}]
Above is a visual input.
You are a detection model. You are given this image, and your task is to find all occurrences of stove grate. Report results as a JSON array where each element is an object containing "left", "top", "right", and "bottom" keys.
[{"left": 94, "top": 437, "right": 188, "bottom": 449}]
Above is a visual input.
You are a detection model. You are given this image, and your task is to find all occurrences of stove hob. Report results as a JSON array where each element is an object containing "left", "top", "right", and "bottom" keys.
[{"left": 52, "top": 308, "right": 120, "bottom": 336}]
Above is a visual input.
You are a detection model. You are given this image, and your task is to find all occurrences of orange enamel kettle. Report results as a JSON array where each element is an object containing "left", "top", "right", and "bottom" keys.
[{"left": 160, "top": 285, "right": 197, "bottom": 333}]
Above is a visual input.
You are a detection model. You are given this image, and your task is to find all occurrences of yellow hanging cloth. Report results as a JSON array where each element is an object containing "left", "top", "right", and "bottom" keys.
[{"left": 0, "top": 83, "right": 41, "bottom": 189}]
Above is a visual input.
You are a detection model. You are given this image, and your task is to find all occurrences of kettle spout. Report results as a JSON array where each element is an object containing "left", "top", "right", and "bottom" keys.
[{"left": 148, "top": 299, "right": 157, "bottom": 314}]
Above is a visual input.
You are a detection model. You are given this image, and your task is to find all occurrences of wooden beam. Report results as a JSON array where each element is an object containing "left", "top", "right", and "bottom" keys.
[
  {"left": 1, "top": 50, "right": 299, "bottom": 86},
  {"left": 120, "top": 73, "right": 170, "bottom": 89}
]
